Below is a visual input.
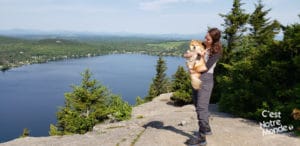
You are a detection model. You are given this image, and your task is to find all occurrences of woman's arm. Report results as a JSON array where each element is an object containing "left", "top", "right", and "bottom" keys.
[
  {"left": 189, "top": 69, "right": 197, "bottom": 74},
  {"left": 205, "top": 53, "right": 221, "bottom": 71}
]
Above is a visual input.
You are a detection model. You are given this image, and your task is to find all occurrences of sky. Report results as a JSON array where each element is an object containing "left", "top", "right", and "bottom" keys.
[{"left": 0, "top": 0, "right": 299, "bottom": 34}]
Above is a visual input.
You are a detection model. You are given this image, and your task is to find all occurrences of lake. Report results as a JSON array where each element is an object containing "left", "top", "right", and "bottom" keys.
[{"left": 0, "top": 54, "right": 185, "bottom": 142}]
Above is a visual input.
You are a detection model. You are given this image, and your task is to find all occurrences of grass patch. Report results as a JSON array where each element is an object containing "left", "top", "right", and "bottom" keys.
[
  {"left": 96, "top": 131, "right": 107, "bottom": 135},
  {"left": 131, "top": 129, "right": 146, "bottom": 146},
  {"left": 160, "top": 98, "right": 169, "bottom": 102},
  {"left": 136, "top": 115, "right": 144, "bottom": 119},
  {"left": 116, "top": 138, "right": 127, "bottom": 146},
  {"left": 106, "top": 125, "right": 125, "bottom": 129},
  {"left": 147, "top": 41, "right": 187, "bottom": 50}
]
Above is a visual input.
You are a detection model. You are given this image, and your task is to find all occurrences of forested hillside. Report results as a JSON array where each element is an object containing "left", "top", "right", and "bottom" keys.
[{"left": 0, "top": 35, "right": 188, "bottom": 71}]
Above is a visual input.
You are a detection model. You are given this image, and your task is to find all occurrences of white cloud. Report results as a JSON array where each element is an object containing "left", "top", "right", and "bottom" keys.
[{"left": 139, "top": 0, "right": 212, "bottom": 11}]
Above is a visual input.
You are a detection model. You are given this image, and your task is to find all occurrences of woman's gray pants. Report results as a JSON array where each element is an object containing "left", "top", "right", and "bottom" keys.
[{"left": 192, "top": 73, "right": 214, "bottom": 134}]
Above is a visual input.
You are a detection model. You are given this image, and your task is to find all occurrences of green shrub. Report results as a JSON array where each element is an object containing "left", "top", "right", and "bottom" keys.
[
  {"left": 107, "top": 95, "right": 132, "bottom": 121},
  {"left": 135, "top": 96, "right": 145, "bottom": 106},
  {"left": 20, "top": 128, "right": 30, "bottom": 138}
]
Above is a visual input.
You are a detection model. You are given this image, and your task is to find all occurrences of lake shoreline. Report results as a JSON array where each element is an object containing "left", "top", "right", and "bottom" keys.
[{"left": 1, "top": 52, "right": 183, "bottom": 72}]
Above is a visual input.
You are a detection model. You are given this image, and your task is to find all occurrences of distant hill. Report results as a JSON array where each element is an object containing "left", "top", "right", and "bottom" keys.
[
  {"left": 0, "top": 35, "right": 30, "bottom": 44},
  {"left": 0, "top": 29, "right": 205, "bottom": 41},
  {"left": 0, "top": 34, "right": 189, "bottom": 71}
]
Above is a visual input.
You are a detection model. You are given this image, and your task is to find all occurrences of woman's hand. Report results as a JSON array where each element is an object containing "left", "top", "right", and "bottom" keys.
[
  {"left": 196, "top": 50, "right": 206, "bottom": 57},
  {"left": 189, "top": 69, "right": 197, "bottom": 74},
  {"left": 183, "top": 51, "right": 193, "bottom": 58}
]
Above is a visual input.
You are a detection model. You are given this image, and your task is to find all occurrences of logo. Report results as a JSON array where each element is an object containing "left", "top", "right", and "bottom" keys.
[{"left": 259, "top": 110, "right": 294, "bottom": 136}]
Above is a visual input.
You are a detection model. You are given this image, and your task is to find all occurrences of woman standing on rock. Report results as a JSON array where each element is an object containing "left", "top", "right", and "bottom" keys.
[{"left": 186, "top": 28, "right": 222, "bottom": 146}]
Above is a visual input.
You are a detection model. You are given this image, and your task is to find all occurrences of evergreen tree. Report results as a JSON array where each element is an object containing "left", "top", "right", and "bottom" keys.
[
  {"left": 219, "top": 0, "right": 249, "bottom": 62},
  {"left": 213, "top": 0, "right": 249, "bottom": 103},
  {"left": 249, "top": 0, "right": 281, "bottom": 47},
  {"left": 145, "top": 56, "right": 169, "bottom": 101},
  {"left": 170, "top": 66, "right": 193, "bottom": 105},
  {"left": 171, "top": 66, "right": 190, "bottom": 91},
  {"left": 50, "top": 69, "right": 132, "bottom": 135}
]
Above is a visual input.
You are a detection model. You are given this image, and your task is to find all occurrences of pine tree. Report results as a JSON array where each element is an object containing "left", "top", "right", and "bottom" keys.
[
  {"left": 170, "top": 66, "right": 193, "bottom": 105},
  {"left": 50, "top": 69, "right": 132, "bottom": 135},
  {"left": 171, "top": 66, "right": 190, "bottom": 91},
  {"left": 145, "top": 56, "right": 169, "bottom": 101},
  {"left": 219, "top": 0, "right": 249, "bottom": 62},
  {"left": 214, "top": 0, "right": 249, "bottom": 103},
  {"left": 52, "top": 69, "right": 110, "bottom": 134},
  {"left": 249, "top": 0, "right": 280, "bottom": 47}
]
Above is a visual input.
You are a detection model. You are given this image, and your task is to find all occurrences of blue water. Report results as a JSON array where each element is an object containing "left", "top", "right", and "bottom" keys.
[{"left": 0, "top": 54, "right": 185, "bottom": 142}]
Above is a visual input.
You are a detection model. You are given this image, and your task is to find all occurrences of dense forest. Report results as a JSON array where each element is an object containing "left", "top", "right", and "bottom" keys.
[
  {"left": 214, "top": 0, "right": 300, "bottom": 135},
  {"left": 0, "top": 35, "right": 188, "bottom": 71}
]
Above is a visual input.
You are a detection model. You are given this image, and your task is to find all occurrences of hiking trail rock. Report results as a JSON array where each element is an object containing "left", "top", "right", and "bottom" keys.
[{"left": 2, "top": 93, "right": 299, "bottom": 146}]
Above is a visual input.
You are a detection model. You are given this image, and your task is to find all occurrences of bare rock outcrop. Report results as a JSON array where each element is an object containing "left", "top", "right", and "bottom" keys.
[{"left": 2, "top": 93, "right": 299, "bottom": 146}]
